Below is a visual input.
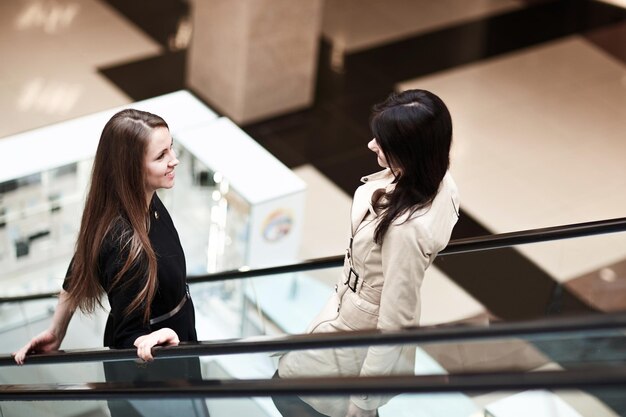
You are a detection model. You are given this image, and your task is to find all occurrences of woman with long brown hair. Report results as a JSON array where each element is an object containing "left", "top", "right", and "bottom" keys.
[{"left": 13, "top": 109, "right": 197, "bottom": 363}]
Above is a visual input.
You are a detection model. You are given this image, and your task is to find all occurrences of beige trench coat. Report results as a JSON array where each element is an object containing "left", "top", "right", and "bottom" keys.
[{"left": 278, "top": 169, "right": 460, "bottom": 417}]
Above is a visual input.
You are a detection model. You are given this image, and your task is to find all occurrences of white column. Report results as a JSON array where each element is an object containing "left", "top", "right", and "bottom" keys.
[{"left": 187, "top": 0, "right": 323, "bottom": 124}]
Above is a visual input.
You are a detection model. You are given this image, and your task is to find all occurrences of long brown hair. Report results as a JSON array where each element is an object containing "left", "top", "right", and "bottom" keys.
[
  {"left": 65, "top": 109, "right": 169, "bottom": 323},
  {"left": 370, "top": 89, "right": 452, "bottom": 244}
]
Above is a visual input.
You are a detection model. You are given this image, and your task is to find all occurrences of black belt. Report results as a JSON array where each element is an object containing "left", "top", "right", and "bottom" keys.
[{"left": 149, "top": 285, "right": 190, "bottom": 325}]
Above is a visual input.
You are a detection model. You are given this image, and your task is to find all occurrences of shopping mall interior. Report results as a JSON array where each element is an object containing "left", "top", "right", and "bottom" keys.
[{"left": 0, "top": 0, "right": 625, "bottom": 416}]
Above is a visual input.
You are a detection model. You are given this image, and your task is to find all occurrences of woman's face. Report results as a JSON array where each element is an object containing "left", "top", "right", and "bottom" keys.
[
  {"left": 144, "top": 127, "right": 178, "bottom": 199},
  {"left": 368, "top": 138, "right": 389, "bottom": 168}
]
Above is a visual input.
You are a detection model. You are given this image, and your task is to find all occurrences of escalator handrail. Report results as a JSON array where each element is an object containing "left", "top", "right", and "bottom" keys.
[
  {"left": 3, "top": 216, "right": 626, "bottom": 303},
  {"left": 1, "top": 366, "right": 626, "bottom": 400},
  {"left": 1, "top": 310, "right": 625, "bottom": 367}
]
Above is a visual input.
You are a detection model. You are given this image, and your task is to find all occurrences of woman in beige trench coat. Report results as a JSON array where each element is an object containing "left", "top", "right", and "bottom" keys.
[{"left": 274, "top": 89, "right": 461, "bottom": 417}]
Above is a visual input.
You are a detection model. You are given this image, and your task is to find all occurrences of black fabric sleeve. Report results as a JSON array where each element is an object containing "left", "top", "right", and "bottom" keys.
[
  {"left": 61, "top": 256, "right": 74, "bottom": 292},
  {"left": 100, "top": 226, "right": 152, "bottom": 349}
]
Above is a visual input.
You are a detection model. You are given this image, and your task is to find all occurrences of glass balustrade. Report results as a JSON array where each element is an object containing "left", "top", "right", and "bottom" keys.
[
  {"left": 1, "top": 219, "right": 625, "bottom": 417},
  {"left": 2, "top": 388, "right": 624, "bottom": 417},
  {"left": 1, "top": 313, "right": 624, "bottom": 416}
]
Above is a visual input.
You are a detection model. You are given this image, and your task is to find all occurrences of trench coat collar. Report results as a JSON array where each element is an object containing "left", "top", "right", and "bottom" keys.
[
  {"left": 359, "top": 168, "right": 394, "bottom": 184},
  {"left": 351, "top": 169, "right": 396, "bottom": 235}
]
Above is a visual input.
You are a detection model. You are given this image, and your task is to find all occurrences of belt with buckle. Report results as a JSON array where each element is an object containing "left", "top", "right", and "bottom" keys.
[{"left": 344, "top": 266, "right": 360, "bottom": 293}]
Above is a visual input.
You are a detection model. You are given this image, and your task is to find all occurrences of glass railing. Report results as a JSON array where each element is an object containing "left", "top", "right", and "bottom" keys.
[
  {"left": 3, "top": 383, "right": 625, "bottom": 417},
  {"left": 1, "top": 217, "right": 625, "bottom": 417},
  {"left": 174, "top": 216, "right": 626, "bottom": 344},
  {"left": 4, "top": 216, "right": 625, "bottom": 300},
  {"left": 2, "top": 217, "right": 626, "bottom": 358},
  {"left": 2, "top": 382, "right": 626, "bottom": 417},
  {"left": 1, "top": 312, "right": 625, "bottom": 416}
]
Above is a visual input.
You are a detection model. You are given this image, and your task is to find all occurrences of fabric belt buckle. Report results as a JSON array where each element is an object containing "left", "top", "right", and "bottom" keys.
[{"left": 346, "top": 267, "right": 359, "bottom": 293}]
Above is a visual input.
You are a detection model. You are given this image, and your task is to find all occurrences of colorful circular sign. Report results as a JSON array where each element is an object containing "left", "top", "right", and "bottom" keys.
[{"left": 262, "top": 209, "right": 293, "bottom": 242}]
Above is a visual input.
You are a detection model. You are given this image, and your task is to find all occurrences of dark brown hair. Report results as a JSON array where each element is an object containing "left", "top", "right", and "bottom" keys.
[
  {"left": 370, "top": 89, "right": 452, "bottom": 244},
  {"left": 65, "top": 109, "right": 169, "bottom": 323}
]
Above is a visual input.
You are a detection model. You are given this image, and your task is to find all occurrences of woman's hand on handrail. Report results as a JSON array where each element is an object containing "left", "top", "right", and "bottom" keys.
[
  {"left": 134, "top": 328, "right": 180, "bottom": 362},
  {"left": 12, "top": 290, "right": 73, "bottom": 365},
  {"left": 13, "top": 329, "right": 63, "bottom": 365}
]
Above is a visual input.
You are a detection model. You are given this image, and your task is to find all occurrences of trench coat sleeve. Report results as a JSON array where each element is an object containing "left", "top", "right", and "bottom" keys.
[{"left": 352, "top": 220, "right": 431, "bottom": 411}]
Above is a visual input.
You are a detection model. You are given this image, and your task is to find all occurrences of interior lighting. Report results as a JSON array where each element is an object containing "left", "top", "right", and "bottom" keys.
[
  {"left": 16, "top": 1, "right": 80, "bottom": 34},
  {"left": 330, "top": 38, "right": 346, "bottom": 73},
  {"left": 595, "top": 0, "right": 626, "bottom": 8},
  {"left": 219, "top": 179, "right": 229, "bottom": 195},
  {"left": 206, "top": 223, "right": 219, "bottom": 272},
  {"left": 17, "top": 78, "right": 82, "bottom": 115},
  {"left": 168, "top": 17, "right": 192, "bottom": 51},
  {"left": 599, "top": 267, "right": 617, "bottom": 283},
  {"left": 210, "top": 205, "right": 221, "bottom": 224}
]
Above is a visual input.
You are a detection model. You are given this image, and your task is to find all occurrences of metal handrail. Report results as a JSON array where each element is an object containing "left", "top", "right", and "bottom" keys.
[
  {"left": 2, "top": 310, "right": 625, "bottom": 367},
  {"left": 2, "top": 216, "right": 626, "bottom": 303},
  {"left": 1, "top": 367, "right": 626, "bottom": 400}
]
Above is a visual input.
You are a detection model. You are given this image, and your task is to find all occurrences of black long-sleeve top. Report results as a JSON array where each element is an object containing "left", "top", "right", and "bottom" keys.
[{"left": 65, "top": 195, "right": 197, "bottom": 348}]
